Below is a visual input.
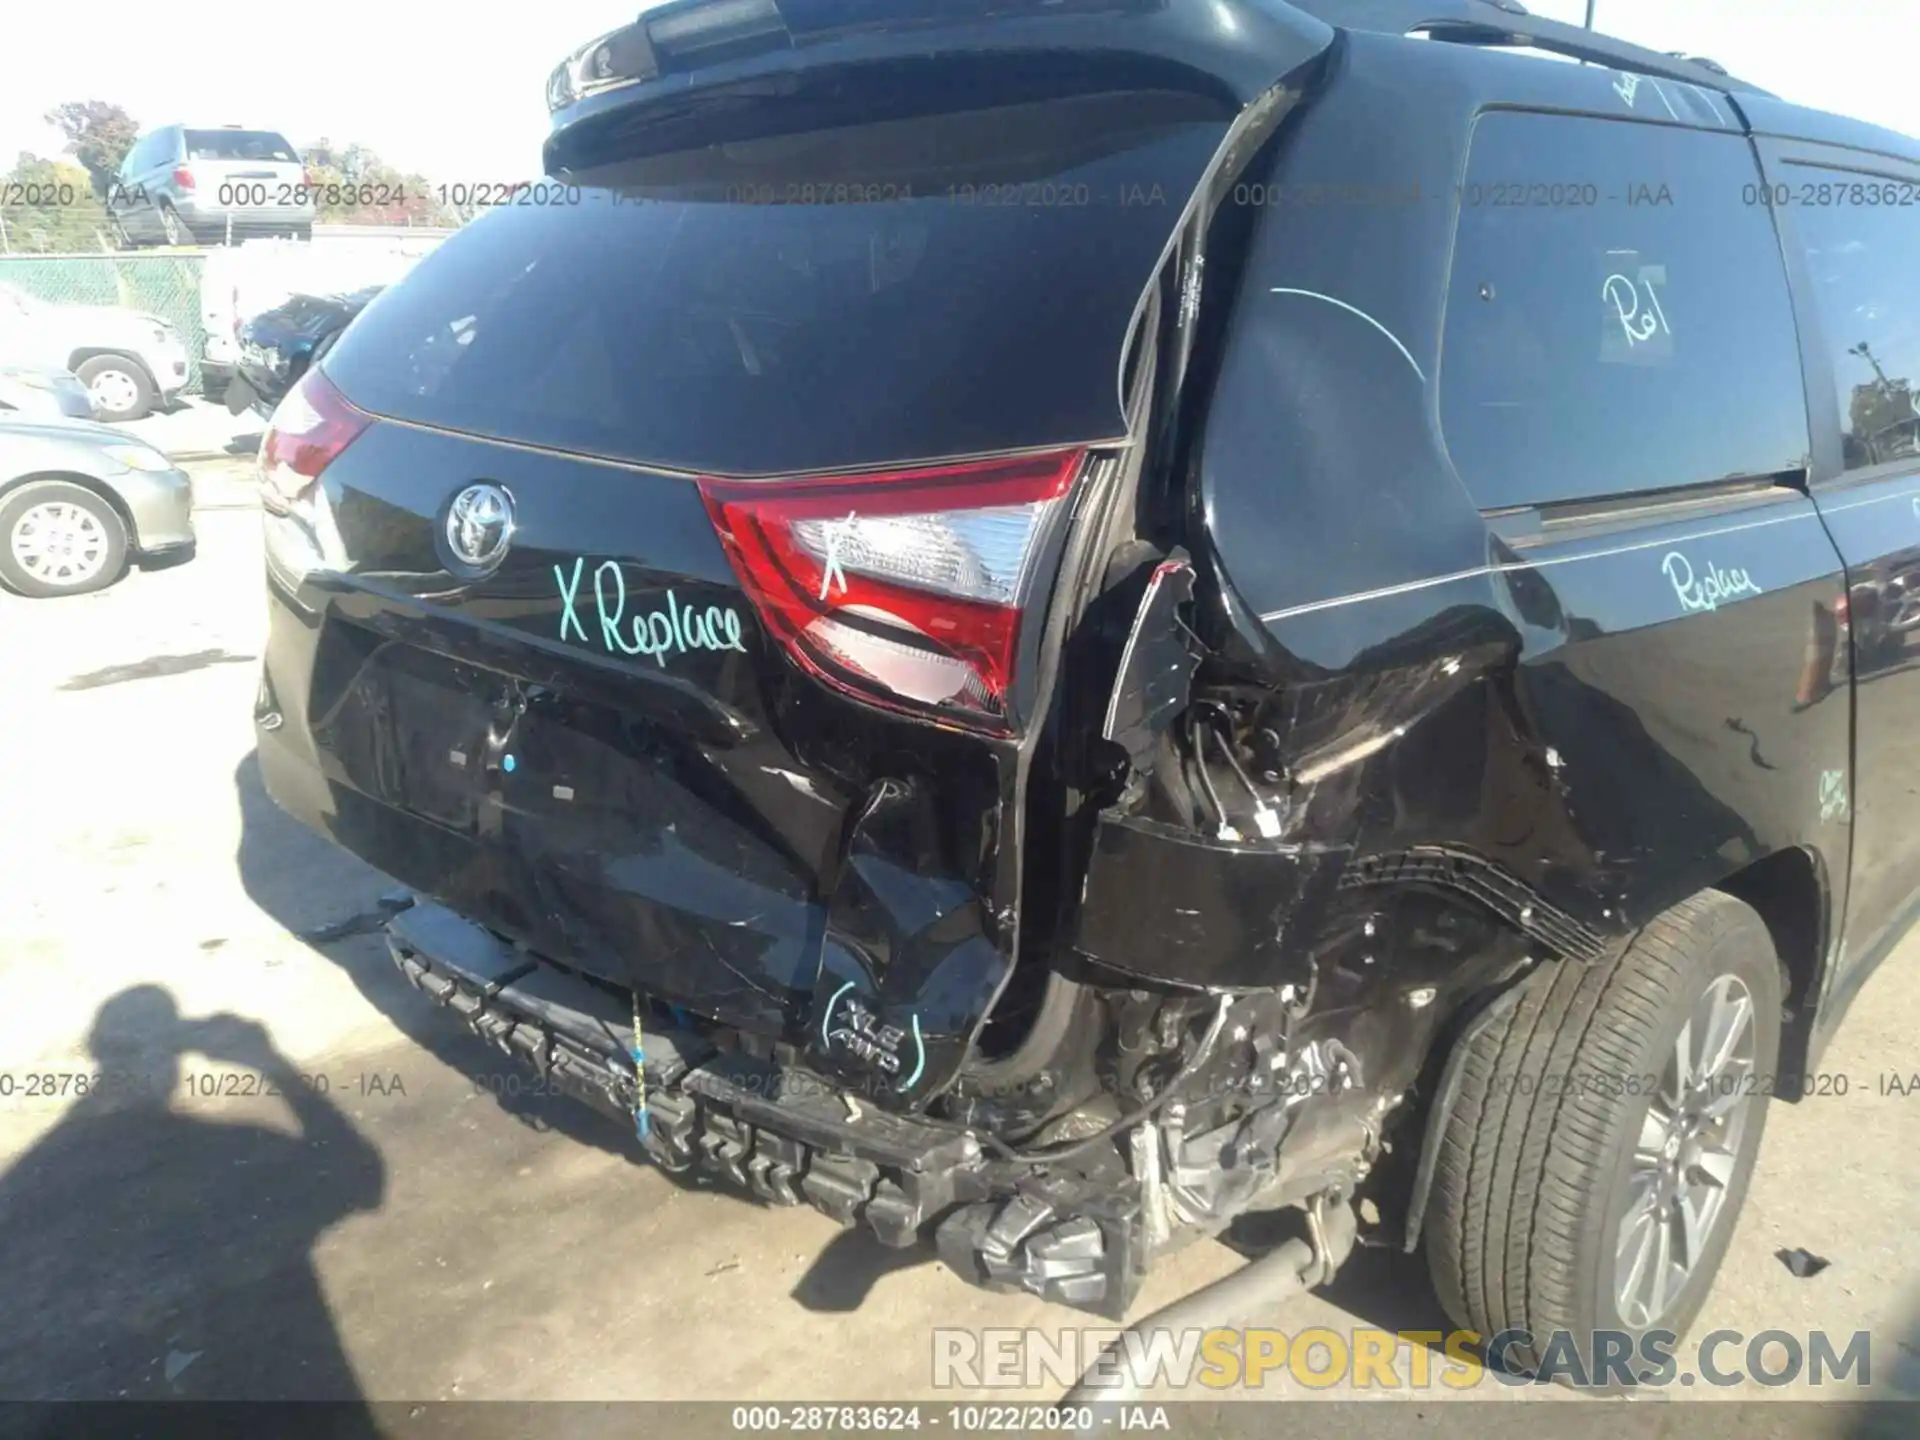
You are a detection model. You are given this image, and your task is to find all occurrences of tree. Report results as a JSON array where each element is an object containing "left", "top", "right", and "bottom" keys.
[
  {"left": 0, "top": 153, "right": 112, "bottom": 253},
  {"left": 298, "top": 140, "right": 458, "bottom": 227},
  {"left": 1847, "top": 376, "right": 1920, "bottom": 467},
  {"left": 42, "top": 101, "right": 139, "bottom": 197}
]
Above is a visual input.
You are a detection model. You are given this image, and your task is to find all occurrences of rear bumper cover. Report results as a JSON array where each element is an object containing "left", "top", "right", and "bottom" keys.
[
  {"left": 252, "top": 577, "right": 1017, "bottom": 1110},
  {"left": 224, "top": 370, "right": 270, "bottom": 416},
  {"left": 175, "top": 199, "right": 314, "bottom": 236},
  {"left": 386, "top": 898, "right": 1145, "bottom": 1315}
]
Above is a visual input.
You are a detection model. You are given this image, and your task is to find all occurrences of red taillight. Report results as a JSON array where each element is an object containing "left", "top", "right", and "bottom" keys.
[
  {"left": 172, "top": 166, "right": 197, "bottom": 191},
  {"left": 699, "top": 449, "right": 1085, "bottom": 731},
  {"left": 258, "top": 369, "right": 370, "bottom": 514}
]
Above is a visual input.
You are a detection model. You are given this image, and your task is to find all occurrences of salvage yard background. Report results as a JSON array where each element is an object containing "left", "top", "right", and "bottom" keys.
[
  {"left": 0, "top": 226, "right": 456, "bottom": 397},
  {"left": 1, "top": 439, "right": 1917, "bottom": 1413}
]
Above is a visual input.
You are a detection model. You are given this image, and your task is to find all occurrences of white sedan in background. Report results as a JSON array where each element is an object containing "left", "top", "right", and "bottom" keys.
[{"left": 0, "top": 282, "right": 190, "bottom": 422}]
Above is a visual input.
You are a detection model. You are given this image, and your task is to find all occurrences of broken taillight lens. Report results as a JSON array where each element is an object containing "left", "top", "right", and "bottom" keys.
[
  {"left": 258, "top": 368, "right": 370, "bottom": 515},
  {"left": 699, "top": 448, "right": 1085, "bottom": 731}
]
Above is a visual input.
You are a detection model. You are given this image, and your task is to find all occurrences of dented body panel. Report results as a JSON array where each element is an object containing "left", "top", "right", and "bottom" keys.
[
  {"left": 254, "top": 418, "right": 1019, "bottom": 1105},
  {"left": 1075, "top": 33, "right": 1853, "bottom": 1064}
]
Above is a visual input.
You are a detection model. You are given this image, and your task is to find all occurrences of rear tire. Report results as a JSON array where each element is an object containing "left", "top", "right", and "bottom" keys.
[
  {"left": 0, "top": 481, "right": 129, "bottom": 597},
  {"left": 76, "top": 354, "right": 157, "bottom": 422},
  {"left": 159, "top": 202, "right": 186, "bottom": 246},
  {"left": 1425, "top": 890, "right": 1782, "bottom": 1384}
]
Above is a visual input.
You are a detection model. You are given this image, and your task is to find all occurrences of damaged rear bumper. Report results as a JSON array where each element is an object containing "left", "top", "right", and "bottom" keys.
[{"left": 387, "top": 900, "right": 1147, "bottom": 1315}]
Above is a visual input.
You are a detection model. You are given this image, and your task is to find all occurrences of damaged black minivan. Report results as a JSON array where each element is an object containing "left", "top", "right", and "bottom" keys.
[{"left": 254, "top": 0, "right": 1920, "bottom": 1372}]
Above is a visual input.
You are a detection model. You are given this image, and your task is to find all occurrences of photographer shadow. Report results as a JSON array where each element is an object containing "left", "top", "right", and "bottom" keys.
[{"left": 0, "top": 985, "right": 384, "bottom": 1424}]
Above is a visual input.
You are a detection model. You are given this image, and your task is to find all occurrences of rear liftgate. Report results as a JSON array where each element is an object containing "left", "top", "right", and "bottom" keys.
[{"left": 376, "top": 0, "right": 1340, "bottom": 1318}]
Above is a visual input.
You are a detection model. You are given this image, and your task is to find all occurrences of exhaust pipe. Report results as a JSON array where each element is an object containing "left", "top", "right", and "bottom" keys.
[{"left": 1062, "top": 1196, "right": 1358, "bottom": 1407}]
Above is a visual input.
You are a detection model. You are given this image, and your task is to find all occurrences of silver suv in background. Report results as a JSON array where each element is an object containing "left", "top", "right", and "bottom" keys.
[{"left": 110, "top": 125, "right": 314, "bottom": 247}]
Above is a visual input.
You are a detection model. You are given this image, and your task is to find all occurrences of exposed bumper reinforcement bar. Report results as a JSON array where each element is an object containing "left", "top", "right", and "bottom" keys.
[{"left": 385, "top": 900, "right": 1146, "bottom": 1316}]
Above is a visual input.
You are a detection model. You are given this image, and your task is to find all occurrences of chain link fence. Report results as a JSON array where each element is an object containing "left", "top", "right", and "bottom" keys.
[
  {"left": 2, "top": 231, "right": 455, "bottom": 397},
  {"left": 0, "top": 252, "right": 210, "bottom": 393}
]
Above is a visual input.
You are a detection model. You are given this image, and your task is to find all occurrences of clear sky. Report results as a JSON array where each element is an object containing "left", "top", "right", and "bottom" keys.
[
  {"left": 1, "top": 1, "right": 638, "bottom": 183},
  {"left": 2, "top": 1, "right": 1912, "bottom": 182}
]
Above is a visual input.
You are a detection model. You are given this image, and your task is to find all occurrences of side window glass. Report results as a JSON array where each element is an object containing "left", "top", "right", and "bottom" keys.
[
  {"left": 1440, "top": 111, "right": 1810, "bottom": 510},
  {"left": 1790, "top": 173, "right": 1920, "bottom": 470}
]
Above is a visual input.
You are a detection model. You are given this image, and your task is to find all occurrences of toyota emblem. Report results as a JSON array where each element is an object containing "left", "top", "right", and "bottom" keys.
[{"left": 446, "top": 483, "right": 516, "bottom": 572}]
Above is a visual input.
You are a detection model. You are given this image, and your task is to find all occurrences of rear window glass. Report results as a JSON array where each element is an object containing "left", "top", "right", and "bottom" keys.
[
  {"left": 321, "top": 90, "right": 1228, "bottom": 476},
  {"left": 186, "top": 130, "right": 298, "bottom": 162},
  {"left": 1439, "top": 112, "right": 1810, "bottom": 510}
]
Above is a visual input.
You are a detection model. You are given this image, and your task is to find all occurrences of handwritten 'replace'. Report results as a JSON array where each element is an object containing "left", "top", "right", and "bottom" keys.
[{"left": 553, "top": 557, "right": 747, "bottom": 666}]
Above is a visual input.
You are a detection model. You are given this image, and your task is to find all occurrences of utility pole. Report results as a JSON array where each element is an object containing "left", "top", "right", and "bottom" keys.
[{"left": 1584, "top": 1, "right": 1597, "bottom": 27}]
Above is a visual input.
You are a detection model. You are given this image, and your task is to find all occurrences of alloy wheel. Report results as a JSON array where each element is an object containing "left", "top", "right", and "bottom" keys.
[{"left": 1613, "top": 973, "right": 1757, "bottom": 1328}]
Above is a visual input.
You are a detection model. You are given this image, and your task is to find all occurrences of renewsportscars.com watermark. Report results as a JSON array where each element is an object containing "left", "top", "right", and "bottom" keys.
[{"left": 932, "top": 1326, "right": 1874, "bottom": 1392}]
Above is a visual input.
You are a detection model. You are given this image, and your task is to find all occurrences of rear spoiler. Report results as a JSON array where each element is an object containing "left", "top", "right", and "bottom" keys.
[{"left": 542, "top": 0, "right": 1336, "bottom": 171}]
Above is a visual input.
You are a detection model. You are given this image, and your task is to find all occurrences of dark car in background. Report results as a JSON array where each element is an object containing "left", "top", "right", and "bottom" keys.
[
  {"left": 251, "top": 0, "right": 1920, "bottom": 1381},
  {"left": 226, "top": 287, "right": 382, "bottom": 416}
]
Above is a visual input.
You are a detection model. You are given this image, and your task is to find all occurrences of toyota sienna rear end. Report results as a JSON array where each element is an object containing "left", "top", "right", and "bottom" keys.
[
  {"left": 255, "top": 0, "right": 1821, "bottom": 1345},
  {"left": 256, "top": 0, "right": 1339, "bottom": 1316}
]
